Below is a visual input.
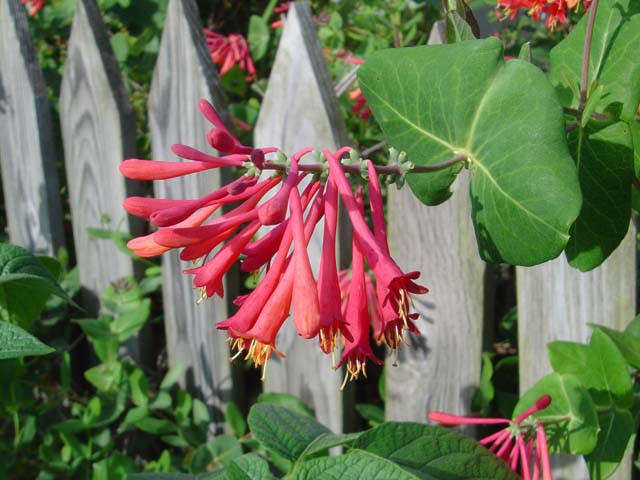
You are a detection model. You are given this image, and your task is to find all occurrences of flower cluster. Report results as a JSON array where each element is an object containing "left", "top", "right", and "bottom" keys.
[
  {"left": 203, "top": 29, "right": 256, "bottom": 81},
  {"left": 497, "top": 0, "right": 591, "bottom": 29},
  {"left": 271, "top": 1, "right": 291, "bottom": 29},
  {"left": 21, "top": 0, "right": 45, "bottom": 16},
  {"left": 429, "top": 395, "right": 554, "bottom": 480},
  {"left": 120, "top": 99, "right": 427, "bottom": 382}
]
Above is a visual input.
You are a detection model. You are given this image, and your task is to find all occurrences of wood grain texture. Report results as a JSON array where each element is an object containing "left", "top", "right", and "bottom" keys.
[
  {"left": 59, "top": 0, "right": 139, "bottom": 315},
  {"left": 148, "top": 0, "right": 232, "bottom": 430},
  {"left": 385, "top": 21, "right": 492, "bottom": 424},
  {"left": 0, "top": 0, "right": 64, "bottom": 255},
  {"left": 254, "top": 2, "right": 349, "bottom": 433},
  {"left": 517, "top": 225, "right": 636, "bottom": 480}
]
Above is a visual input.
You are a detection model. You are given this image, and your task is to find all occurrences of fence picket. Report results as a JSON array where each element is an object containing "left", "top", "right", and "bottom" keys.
[
  {"left": 517, "top": 227, "right": 636, "bottom": 479},
  {"left": 254, "top": 2, "right": 349, "bottom": 432},
  {"left": 59, "top": 0, "right": 143, "bottom": 359},
  {"left": 0, "top": 0, "right": 64, "bottom": 255},
  {"left": 385, "top": 21, "right": 492, "bottom": 424},
  {"left": 148, "top": 0, "right": 232, "bottom": 429}
]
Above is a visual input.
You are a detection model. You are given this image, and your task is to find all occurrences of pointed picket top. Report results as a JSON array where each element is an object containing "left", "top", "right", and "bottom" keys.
[
  {"left": 0, "top": 0, "right": 64, "bottom": 255},
  {"left": 385, "top": 21, "right": 491, "bottom": 428},
  {"left": 254, "top": 2, "right": 349, "bottom": 433},
  {"left": 59, "top": 0, "right": 139, "bottom": 315},
  {"left": 517, "top": 227, "right": 636, "bottom": 479},
  {"left": 148, "top": 0, "right": 232, "bottom": 430}
]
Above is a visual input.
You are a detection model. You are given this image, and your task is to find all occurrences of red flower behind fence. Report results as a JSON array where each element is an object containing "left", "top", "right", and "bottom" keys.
[
  {"left": 496, "top": 0, "right": 591, "bottom": 29},
  {"left": 203, "top": 29, "right": 257, "bottom": 81},
  {"left": 21, "top": 0, "right": 45, "bottom": 16},
  {"left": 120, "top": 99, "right": 427, "bottom": 382}
]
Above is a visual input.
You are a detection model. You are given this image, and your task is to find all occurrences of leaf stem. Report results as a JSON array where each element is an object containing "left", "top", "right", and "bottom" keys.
[
  {"left": 262, "top": 153, "right": 467, "bottom": 176},
  {"left": 563, "top": 106, "right": 609, "bottom": 122},
  {"left": 579, "top": 0, "right": 599, "bottom": 113}
]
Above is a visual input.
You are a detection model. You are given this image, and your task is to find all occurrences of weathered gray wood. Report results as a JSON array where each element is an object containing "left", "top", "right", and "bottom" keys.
[
  {"left": 148, "top": 0, "right": 232, "bottom": 430},
  {"left": 517, "top": 225, "right": 636, "bottom": 479},
  {"left": 0, "top": 0, "right": 64, "bottom": 255},
  {"left": 254, "top": 2, "right": 349, "bottom": 433},
  {"left": 386, "top": 21, "right": 492, "bottom": 424},
  {"left": 59, "top": 0, "right": 139, "bottom": 315}
]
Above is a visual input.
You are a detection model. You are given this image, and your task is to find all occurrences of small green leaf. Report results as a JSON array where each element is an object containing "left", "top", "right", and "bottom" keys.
[
  {"left": 584, "top": 329, "right": 633, "bottom": 408},
  {"left": 471, "top": 352, "right": 494, "bottom": 416},
  {"left": 176, "top": 390, "right": 192, "bottom": 424},
  {"left": 247, "top": 15, "right": 270, "bottom": 61},
  {"left": 225, "top": 401, "right": 247, "bottom": 438},
  {"left": 0, "top": 321, "right": 54, "bottom": 359},
  {"left": 513, "top": 373, "right": 598, "bottom": 455},
  {"left": 257, "top": 392, "right": 314, "bottom": 417},
  {"left": 247, "top": 404, "right": 331, "bottom": 461},
  {"left": 160, "top": 365, "right": 182, "bottom": 390},
  {"left": 591, "top": 323, "right": 640, "bottom": 370},
  {"left": 547, "top": 341, "right": 588, "bottom": 375},
  {"left": 150, "top": 391, "right": 172, "bottom": 410},
  {"left": 586, "top": 409, "right": 634, "bottom": 480},
  {"left": 355, "top": 403, "right": 384, "bottom": 425},
  {"left": 301, "top": 432, "right": 361, "bottom": 458},
  {"left": 110, "top": 32, "right": 129, "bottom": 63},
  {"left": 445, "top": 10, "right": 476, "bottom": 43},
  {"left": 137, "top": 417, "right": 175, "bottom": 435},
  {"left": 129, "top": 368, "right": 149, "bottom": 407},
  {"left": 84, "top": 362, "right": 122, "bottom": 391},
  {"left": 118, "top": 406, "right": 148, "bottom": 433},
  {"left": 127, "top": 474, "right": 197, "bottom": 480},
  {"left": 112, "top": 298, "right": 151, "bottom": 341},
  {"left": 15, "top": 415, "right": 36, "bottom": 447},
  {"left": 518, "top": 42, "right": 531, "bottom": 62},
  {"left": 74, "top": 316, "right": 112, "bottom": 340}
]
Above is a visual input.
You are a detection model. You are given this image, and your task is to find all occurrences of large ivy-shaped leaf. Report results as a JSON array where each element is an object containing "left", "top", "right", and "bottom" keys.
[
  {"left": 586, "top": 409, "right": 634, "bottom": 480},
  {"left": 549, "top": 0, "right": 640, "bottom": 122},
  {"left": 565, "top": 122, "right": 634, "bottom": 270},
  {"left": 359, "top": 38, "right": 581, "bottom": 266}
]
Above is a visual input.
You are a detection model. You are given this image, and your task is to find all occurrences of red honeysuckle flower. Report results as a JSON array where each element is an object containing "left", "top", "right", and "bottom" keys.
[
  {"left": 121, "top": 98, "right": 428, "bottom": 382},
  {"left": 203, "top": 29, "right": 257, "bottom": 81},
  {"left": 22, "top": 0, "right": 44, "bottom": 16},
  {"left": 429, "top": 395, "right": 553, "bottom": 480}
]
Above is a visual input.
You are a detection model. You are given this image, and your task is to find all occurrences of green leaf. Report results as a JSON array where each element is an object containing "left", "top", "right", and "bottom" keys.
[
  {"left": 176, "top": 390, "right": 192, "bottom": 424},
  {"left": 247, "top": 403, "right": 331, "bottom": 461},
  {"left": 160, "top": 365, "right": 182, "bottom": 390},
  {"left": 110, "top": 32, "right": 129, "bottom": 63},
  {"left": 549, "top": 0, "right": 640, "bottom": 122},
  {"left": 471, "top": 352, "right": 494, "bottom": 416},
  {"left": 247, "top": 15, "right": 270, "bottom": 61},
  {"left": 150, "top": 391, "right": 172, "bottom": 410},
  {"left": 518, "top": 42, "right": 531, "bottom": 62},
  {"left": 137, "top": 417, "right": 175, "bottom": 435},
  {"left": 547, "top": 341, "right": 588, "bottom": 375},
  {"left": 256, "top": 392, "right": 314, "bottom": 417},
  {"left": 225, "top": 402, "right": 247, "bottom": 438},
  {"left": 0, "top": 244, "right": 70, "bottom": 327},
  {"left": 128, "top": 475, "right": 197, "bottom": 480},
  {"left": 358, "top": 38, "right": 581, "bottom": 266},
  {"left": 15, "top": 415, "right": 36, "bottom": 447},
  {"left": 190, "top": 435, "right": 243, "bottom": 473},
  {"left": 565, "top": 122, "right": 634, "bottom": 270},
  {"left": 227, "top": 453, "right": 272, "bottom": 480},
  {"left": 513, "top": 373, "right": 598, "bottom": 454},
  {"left": 301, "top": 432, "right": 361, "bottom": 457},
  {"left": 586, "top": 409, "right": 634, "bottom": 480},
  {"left": 84, "top": 362, "right": 122, "bottom": 391},
  {"left": 355, "top": 403, "right": 384, "bottom": 425},
  {"left": 75, "top": 316, "right": 112, "bottom": 340},
  {"left": 445, "top": 10, "right": 476, "bottom": 43},
  {"left": 630, "top": 120, "right": 640, "bottom": 177},
  {"left": 591, "top": 323, "right": 640, "bottom": 370},
  {"left": 129, "top": 368, "right": 149, "bottom": 407},
  {"left": 193, "top": 398, "right": 210, "bottom": 427},
  {"left": 296, "top": 423, "right": 520, "bottom": 479},
  {"left": 118, "top": 405, "right": 148, "bottom": 433},
  {"left": 584, "top": 329, "right": 633, "bottom": 408},
  {"left": 0, "top": 321, "right": 54, "bottom": 359}
]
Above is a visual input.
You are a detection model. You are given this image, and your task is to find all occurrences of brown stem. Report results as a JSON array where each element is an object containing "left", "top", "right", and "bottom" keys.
[
  {"left": 579, "top": 0, "right": 599, "bottom": 113},
  {"left": 262, "top": 153, "right": 467, "bottom": 176},
  {"left": 563, "top": 106, "right": 609, "bottom": 121}
]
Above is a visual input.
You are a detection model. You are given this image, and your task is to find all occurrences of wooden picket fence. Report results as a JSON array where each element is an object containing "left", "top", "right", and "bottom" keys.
[{"left": 0, "top": 0, "right": 635, "bottom": 477}]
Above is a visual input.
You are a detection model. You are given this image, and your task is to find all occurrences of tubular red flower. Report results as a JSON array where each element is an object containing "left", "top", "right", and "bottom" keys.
[
  {"left": 22, "top": 0, "right": 45, "bottom": 16},
  {"left": 537, "top": 420, "right": 552, "bottom": 480},
  {"left": 289, "top": 188, "right": 321, "bottom": 339}
]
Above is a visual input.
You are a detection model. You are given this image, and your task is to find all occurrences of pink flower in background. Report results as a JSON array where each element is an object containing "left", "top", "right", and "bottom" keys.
[
  {"left": 349, "top": 88, "right": 372, "bottom": 120},
  {"left": 21, "top": 0, "right": 45, "bottom": 16},
  {"left": 121, "top": 98, "right": 427, "bottom": 381},
  {"left": 203, "top": 29, "right": 257, "bottom": 81},
  {"left": 429, "top": 395, "right": 553, "bottom": 480}
]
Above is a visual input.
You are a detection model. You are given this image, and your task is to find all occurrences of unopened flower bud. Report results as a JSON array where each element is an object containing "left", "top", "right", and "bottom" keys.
[{"left": 207, "top": 128, "right": 238, "bottom": 153}]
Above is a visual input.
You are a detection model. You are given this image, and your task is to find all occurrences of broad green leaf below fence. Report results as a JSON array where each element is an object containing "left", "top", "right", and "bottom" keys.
[
  {"left": 358, "top": 38, "right": 582, "bottom": 266},
  {"left": 247, "top": 403, "right": 330, "bottom": 461},
  {"left": 547, "top": 341, "right": 588, "bottom": 376},
  {"left": 549, "top": 0, "right": 640, "bottom": 123},
  {"left": 0, "top": 321, "right": 54, "bottom": 359},
  {"left": 593, "top": 323, "right": 640, "bottom": 369},
  {"left": 295, "top": 423, "right": 520, "bottom": 480},
  {"left": 565, "top": 122, "right": 634, "bottom": 270},
  {"left": 0, "top": 243, "right": 70, "bottom": 327},
  {"left": 514, "top": 373, "right": 598, "bottom": 455},
  {"left": 226, "top": 453, "right": 273, "bottom": 480}
]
